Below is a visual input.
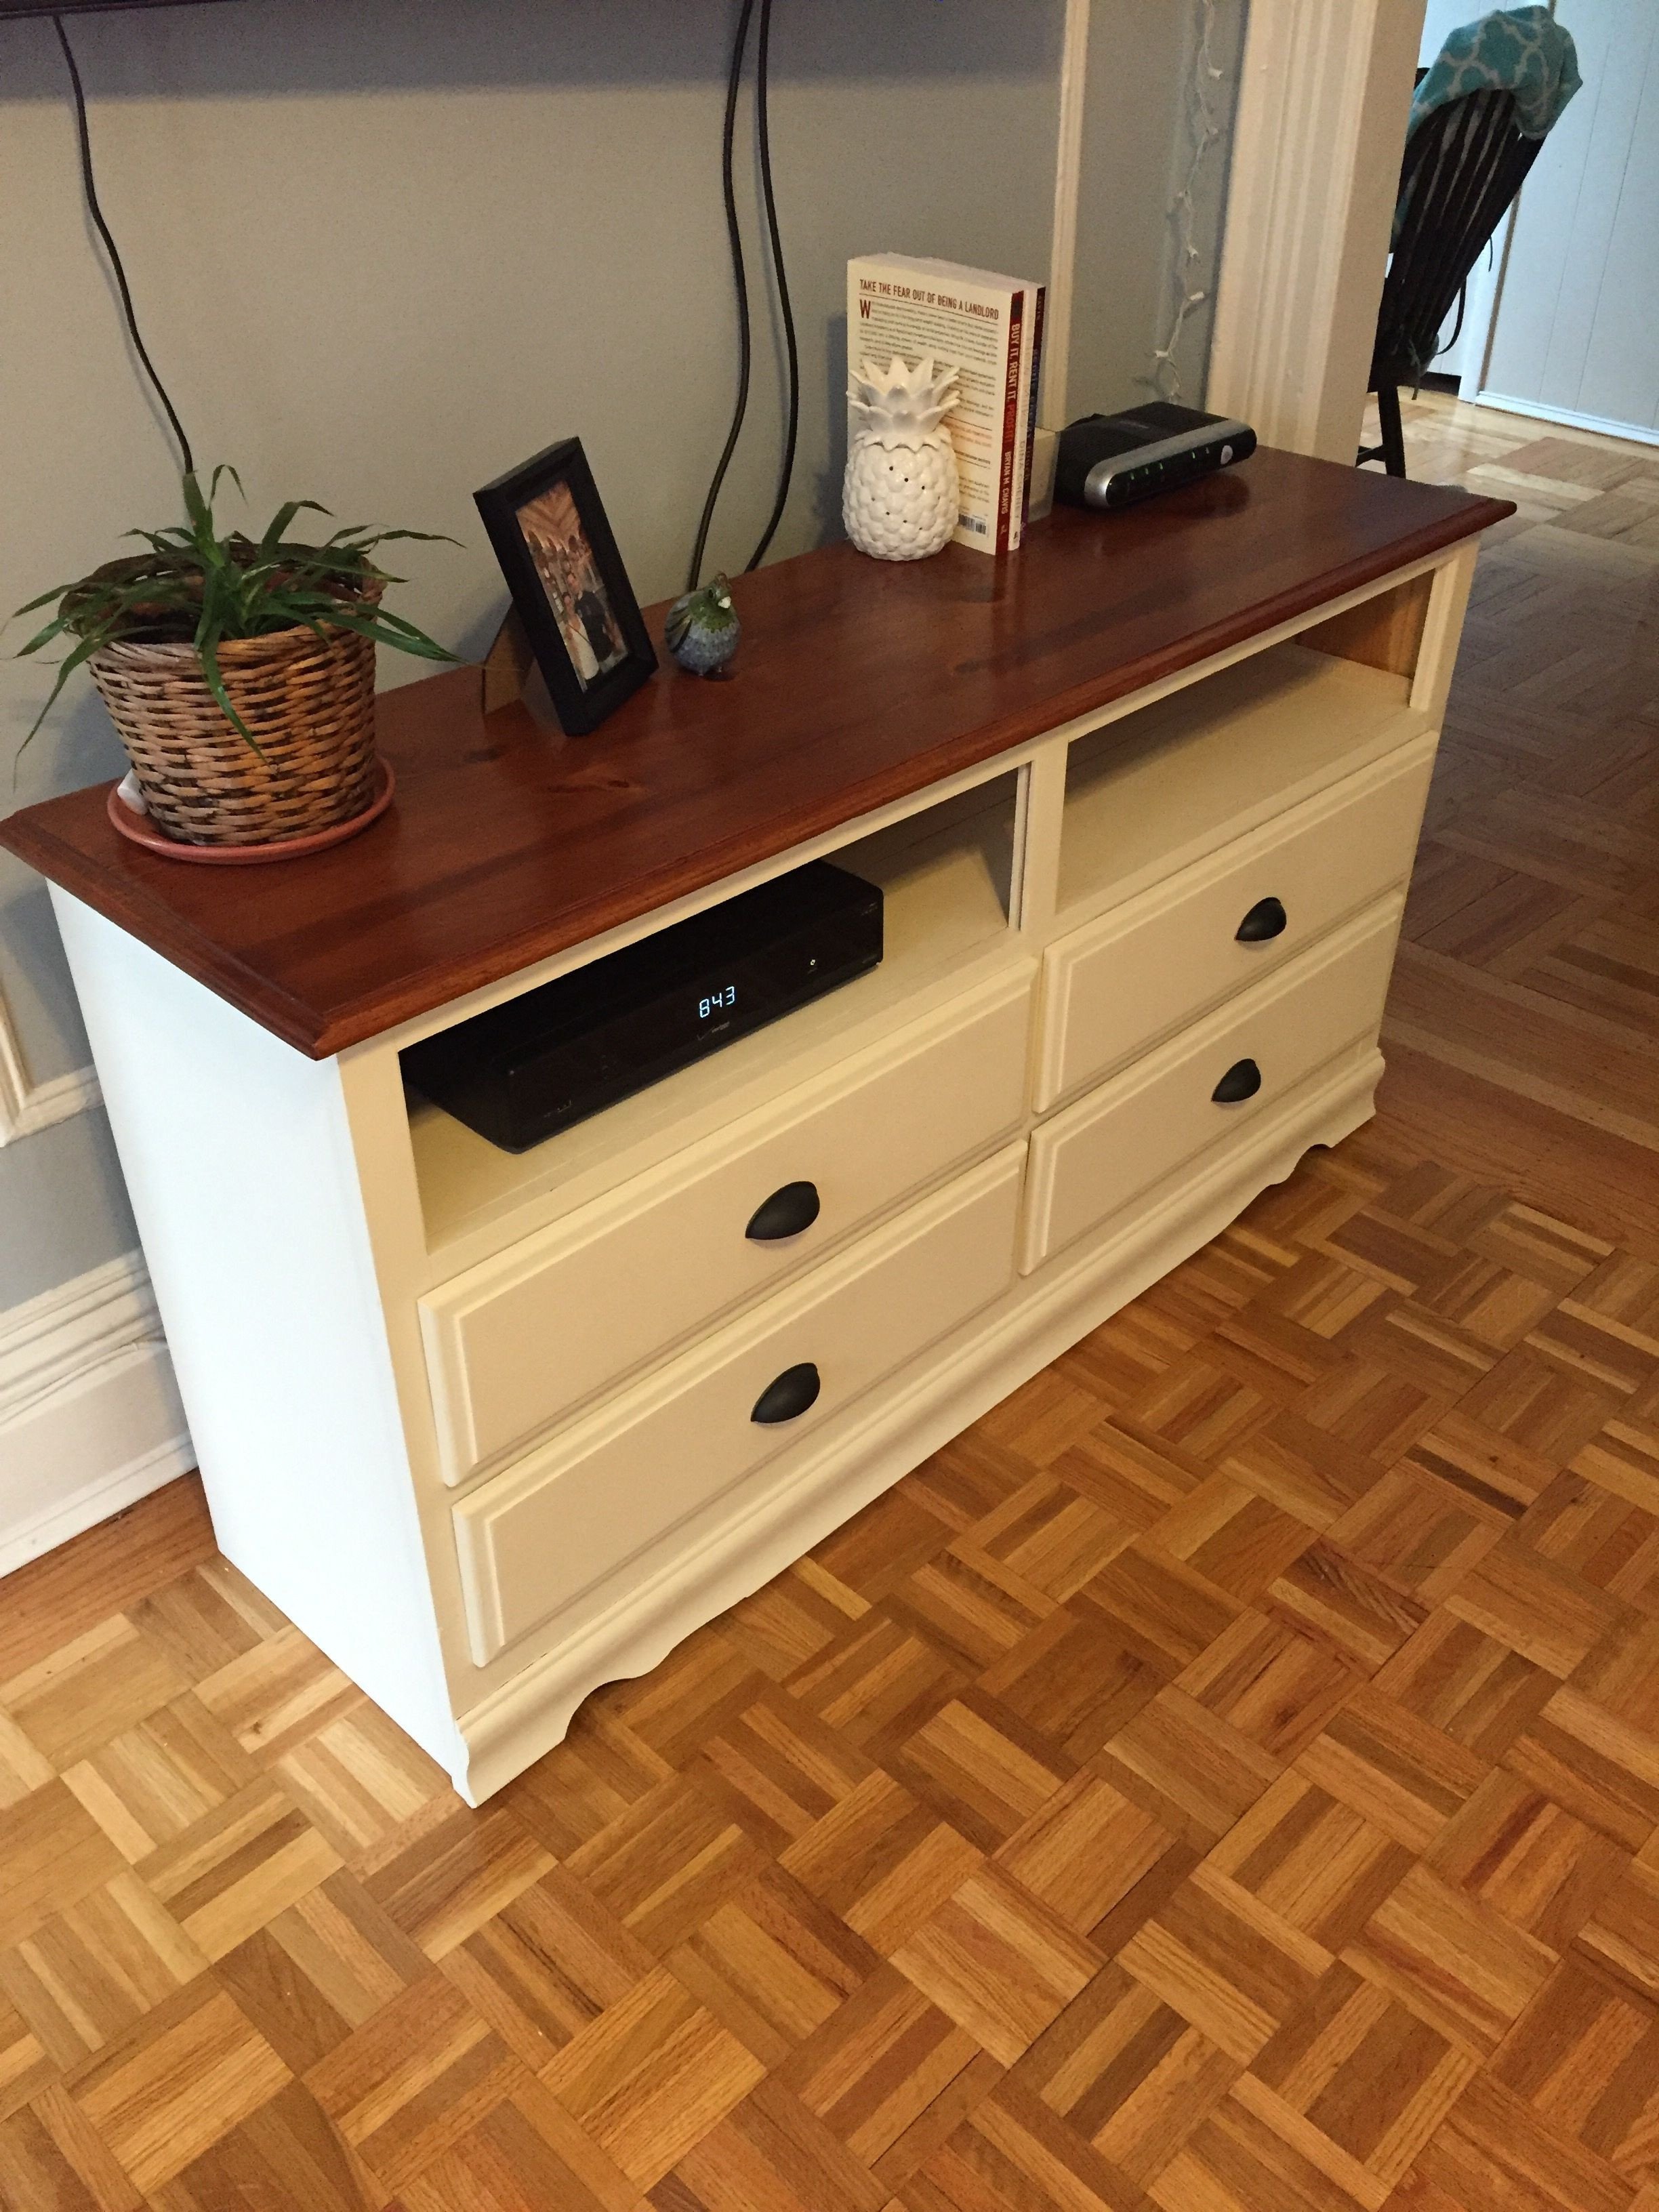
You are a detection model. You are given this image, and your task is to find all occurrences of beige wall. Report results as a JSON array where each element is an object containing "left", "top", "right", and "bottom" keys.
[{"left": 0, "top": 0, "right": 1223, "bottom": 1313}]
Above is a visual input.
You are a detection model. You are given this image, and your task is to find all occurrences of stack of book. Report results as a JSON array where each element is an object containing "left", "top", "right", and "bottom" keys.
[{"left": 847, "top": 252, "right": 1047, "bottom": 556}]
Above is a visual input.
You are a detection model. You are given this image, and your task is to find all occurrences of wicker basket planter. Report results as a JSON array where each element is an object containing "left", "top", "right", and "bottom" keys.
[{"left": 90, "top": 616, "right": 380, "bottom": 848}]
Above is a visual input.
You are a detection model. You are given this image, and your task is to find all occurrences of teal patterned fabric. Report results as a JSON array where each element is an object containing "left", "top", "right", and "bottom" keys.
[{"left": 1408, "top": 7, "right": 1582, "bottom": 141}]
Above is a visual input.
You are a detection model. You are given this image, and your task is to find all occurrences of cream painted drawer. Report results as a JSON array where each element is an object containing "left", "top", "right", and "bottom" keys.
[
  {"left": 1036, "top": 735, "right": 1435, "bottom": 1107},
  {"left": 1023, "top": 897, "right": 1402, "bottom": 1271},
  {"left": 421, "top": 967, "right": 1031, "bottom": 1484},
  {"left": 453, "top": 1143, "right": 1025, "bottom": 1662}
]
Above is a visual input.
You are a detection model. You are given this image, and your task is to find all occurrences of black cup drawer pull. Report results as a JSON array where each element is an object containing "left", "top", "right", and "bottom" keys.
[
  {"left": 745, "top": 1179, "right": 821, "bottom": 1241},
  {"left": 1212, "top": 1057, "right": 1263, "bottom": 1105},
  {"left": 1235, "top": 897, "right": 1288, "bottom": 943},
  {"left": 750, "top": 1361, "right": 821, "bottom": 1425}
]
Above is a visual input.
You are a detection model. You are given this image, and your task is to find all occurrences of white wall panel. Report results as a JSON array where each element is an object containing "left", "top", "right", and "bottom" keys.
[{"left": 1479, "top": 0, "right": 1659, "bottom": 435}]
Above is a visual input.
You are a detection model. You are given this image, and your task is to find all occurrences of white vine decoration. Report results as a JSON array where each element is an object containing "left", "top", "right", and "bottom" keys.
[{"left": 1148, "top": 0, "right": 1227, "bottom": 403}]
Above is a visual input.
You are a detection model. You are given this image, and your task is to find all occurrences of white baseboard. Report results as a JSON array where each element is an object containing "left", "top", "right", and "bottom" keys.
[
  {"left": 0, "top": 1252, "right": 193, "bottom": 1580},
  {"left": 1467, "top": 391, "right": 1659, "bottom": 449}
]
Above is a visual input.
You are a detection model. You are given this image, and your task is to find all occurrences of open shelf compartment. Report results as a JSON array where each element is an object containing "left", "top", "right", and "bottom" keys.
[
  {"left": 1057, "top": 639, "right": 1427, "bottom": 923},
  {"left": 404, "top": 769, "right": 1023, "bottom": 1256}
]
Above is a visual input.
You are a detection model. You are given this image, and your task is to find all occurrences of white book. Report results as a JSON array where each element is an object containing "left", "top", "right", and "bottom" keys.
[{"left": 848, "top": 253, "right": 1044, "bottom": 556}]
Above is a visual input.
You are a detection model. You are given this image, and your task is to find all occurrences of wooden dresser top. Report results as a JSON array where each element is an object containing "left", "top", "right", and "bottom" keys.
[{"left": 1, "top": 449, "right": 1510, "bottom": 1059}]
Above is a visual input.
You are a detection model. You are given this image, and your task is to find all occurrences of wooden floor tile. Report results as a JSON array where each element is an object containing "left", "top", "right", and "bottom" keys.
[
  {"left": 778, "top": 1960, "right": 993, "bottom": 2169},
  {"left": 194, "top": 1625, "right": 361, "bottom": 1765},
  {"left": 890, "top": 1864, "right": 1100, "bottom": 2065},
  {"left": 539, "top": 1965, "right": 766, "bottom": 2187},
  {"left": 0, "top": 1616, "right": 191, "bottom": 1770},
  {"left": 902, "top": 2074, "right": 1147, "bottom": 2212},
  {"left": 689, "top": 1685, "right": 875, "bottom": 1856},
  {"left": 303, "top": 1970, "right": 524, "bottom": 2192},
  {"left": 664, "top": 1863, "right": 876, "bottom": 2066},
  {"left": 396, "top": 2074, "right": 647, "bottom": 2212},
  {"left": 1204, "top": 1769, "right": 1414, "bottom": 1955},
  {"left": 1347, "top": 1860, "right": 1556, "bottom": 2057},
  {"left": 994, "top": 1769, "right": 1177, "bottom": 1938},
  {"left": 1094, "top": 1686, "right": 1283, "bottom": 1851},
  {"left": 1446, "top": 1545, "right": 1631, "bottom": 1678},
  {"left": 146, "top": 2078, "right": 380, "bottom": 2212},
  {"left": 890, "top": 1693, "right": 1073, "bottom": 1852},
  {"left": 1118, "top": 1867, "right": 1330, "bottom": 2066},
  {"left": 652, "top": 2073, "right": 891, "bottom": 2212},
  {"left": 1013, "top": 1957, "right": 1240, "bottom": 2177},
  {"left": 0, "top": 1869, "right": 207, "bottom": 2066},
  {"left": 0, "top": 1782, "right": 124, "bottom": 1952},
  {"left": 5, "top": 387, "right": 1659, "bottom": 2212},
  {"left": 1492, "top": 1956, "right": 1659, "bottom": 2169},
  {"left": 436, "top": 1860, "right": 656, "bottom": 2072},
  {"left": 1250, "top": 1959, "right": 1478, "bottom": 2189},
  {"left": 128, "top": 1557, "right": 286, "bottom": 1687},
  {"left": 974, "top": 1601, "right": 1171, "bottom": 1761},
  {"left": 216, "top": 1867, "right": 432, "bottom": 2074},
  {"left": 1505, "top": 1684, "right": 1659, "bottom": 1851},
  {"left": 0, "top": 1988, "right": 57, "bottom": 2125},
  {"left": 1426, "top": 1767, "right": 1626, "bottom": 1950},
  {"left": 778, "top": 1770, "right": 983, "bottom": 1956},
  {"left": 363, "top": 1801, "right": 554, "bottom": 1960},
  {"left": 68, "top": 1975, "right": 291, "bottom": 2194},
  {"left": 274, "top": 1694, "right": 458, "bottom": 1862},
  {"left": 501, "top": 1708, "right": 676, "bottom": 1860},
  {"left": 1149, "top": 2072, "right": 1391, "bottom": 2212},
  {"left": 1412, "top": 2070, "right": 1637, "bottom": 2212},
  {"left": 563, "top": 1776, "right": 766, "bottom": 1959},
  {"left": 0, "top": 2082, "right": 144, "bottom": 2212},
  {"left": 59, "top": 1692, "right": 260, "bottom": 1864},
  {"left": 138, "top": 1777, "right": 343, "bottom": 1962},
  {"left": 0, "top": 1481, "right": 214, "bottom": 1685}
]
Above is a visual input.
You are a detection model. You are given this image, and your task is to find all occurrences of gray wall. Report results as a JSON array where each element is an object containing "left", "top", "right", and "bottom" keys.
[{"left": 0, "top": 0, "right": 1233, "bottom": 1317}]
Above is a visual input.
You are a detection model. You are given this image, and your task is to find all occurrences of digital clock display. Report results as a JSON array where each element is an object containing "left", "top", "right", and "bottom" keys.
[{"left": 698, "top": 984, "right": 738, "bottom": 1021}]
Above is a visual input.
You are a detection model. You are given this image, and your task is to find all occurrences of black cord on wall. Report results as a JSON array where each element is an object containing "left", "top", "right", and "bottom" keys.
[
  {"left": 744, "top": 0, "right": 799, "bottom": 573},
  {"left": 685, "top": 0, "right": 758, "bottom": 594},
  {"left": 684, "top": 0, "right": 800, "bottom": 592},
  {"left": 52, "top": 12, "right": 195, "bottom": 476}
]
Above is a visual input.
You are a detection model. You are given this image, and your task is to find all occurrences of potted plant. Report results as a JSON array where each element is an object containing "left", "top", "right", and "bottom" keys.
[{"left": 13, "top": 468, "right": 455, "bottom": 849}]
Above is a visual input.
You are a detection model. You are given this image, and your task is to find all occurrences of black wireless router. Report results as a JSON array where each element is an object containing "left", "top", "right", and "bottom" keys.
[{"left": 1055, "top": 403, "right": 1256, "bottom": 512}]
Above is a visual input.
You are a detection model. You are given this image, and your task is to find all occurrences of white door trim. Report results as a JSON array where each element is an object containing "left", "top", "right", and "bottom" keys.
[
  {"left": 1042, "top": 0, "right": 1092, "bottom": 428},
  {"left": 1208, "top": 0, "right": 1427, "bottom": 461},
  {"left": 0, "top": 983, "right": 99, "bottom": 1146}
]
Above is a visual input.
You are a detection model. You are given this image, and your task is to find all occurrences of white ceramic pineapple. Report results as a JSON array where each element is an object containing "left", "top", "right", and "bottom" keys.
[{"left": 843, "top": 354, "right": 961, "bottom": 561}]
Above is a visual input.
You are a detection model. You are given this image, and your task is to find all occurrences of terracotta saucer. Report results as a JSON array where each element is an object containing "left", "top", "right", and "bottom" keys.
[{"left": 107, "top": 758, "right": 395, "bottom": 865}]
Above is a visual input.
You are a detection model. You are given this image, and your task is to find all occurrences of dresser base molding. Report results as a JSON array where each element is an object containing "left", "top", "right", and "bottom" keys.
[{"left": 451, "top": 1044, "right": 1380, "bottom": 1803}]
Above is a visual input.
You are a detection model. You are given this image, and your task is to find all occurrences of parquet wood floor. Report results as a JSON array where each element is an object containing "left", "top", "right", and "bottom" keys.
[{"left": 6, "top": 397, "right": 1659, "bottom": 2212}]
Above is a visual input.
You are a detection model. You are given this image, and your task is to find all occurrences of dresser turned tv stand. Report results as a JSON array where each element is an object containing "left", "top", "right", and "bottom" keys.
[{"left": 1, "top": 453, "right": 1511, "bottom": 1803}]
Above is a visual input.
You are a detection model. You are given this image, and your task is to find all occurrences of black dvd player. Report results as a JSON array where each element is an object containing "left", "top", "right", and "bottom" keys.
[{"left": 403, "top": 859, "right": 884, "bottom": 1153}]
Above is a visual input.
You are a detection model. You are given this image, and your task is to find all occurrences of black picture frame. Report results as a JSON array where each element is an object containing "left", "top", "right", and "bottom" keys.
[{"left": 474, "top": 438, "right": 656, "bottom": 735}]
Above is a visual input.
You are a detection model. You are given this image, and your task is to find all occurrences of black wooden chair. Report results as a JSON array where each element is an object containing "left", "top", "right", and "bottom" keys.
[{"left": 1359, "top": 86, "right": 1543, "bottom": 476}]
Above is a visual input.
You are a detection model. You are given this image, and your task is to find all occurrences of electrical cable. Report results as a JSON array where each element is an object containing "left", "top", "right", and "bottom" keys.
[
  {"left": 52, "top": 12, "right": 195, "bottom": 477},
  {"left": 685, "top": 0, "right": 758, "bottom": 594},
  {"left": 743, "top": 0, "right": 798, "bottom": 573}
]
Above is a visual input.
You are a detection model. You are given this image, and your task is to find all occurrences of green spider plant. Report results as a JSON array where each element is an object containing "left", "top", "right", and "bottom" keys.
[{"left": 12, "top": 466, "right": 457, "bottom": 758}]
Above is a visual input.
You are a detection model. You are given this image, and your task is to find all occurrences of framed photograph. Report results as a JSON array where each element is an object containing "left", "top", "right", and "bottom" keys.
[{"left": 474, "top": 438, "right": 656, "bottom": 735}]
